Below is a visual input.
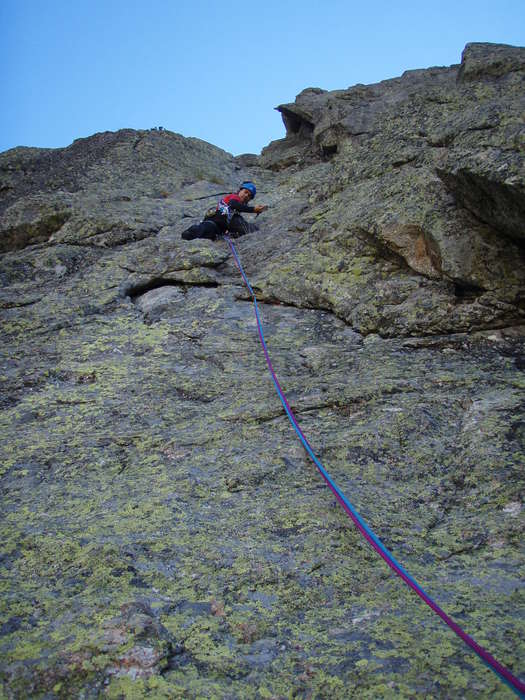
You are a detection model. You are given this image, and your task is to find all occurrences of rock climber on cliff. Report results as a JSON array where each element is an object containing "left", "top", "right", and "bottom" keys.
[{"left": 181, "top": 181, "right": 267, "bottom": 241}]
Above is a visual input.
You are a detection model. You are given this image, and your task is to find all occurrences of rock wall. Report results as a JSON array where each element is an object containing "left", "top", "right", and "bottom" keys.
[{"left": 1, "top": 43, "right": 524, "bottom": 699}]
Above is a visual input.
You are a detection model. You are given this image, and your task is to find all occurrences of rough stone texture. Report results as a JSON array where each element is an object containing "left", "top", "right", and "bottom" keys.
[{"left": 1, "top": 44, "right": 524, "bottom": 699}]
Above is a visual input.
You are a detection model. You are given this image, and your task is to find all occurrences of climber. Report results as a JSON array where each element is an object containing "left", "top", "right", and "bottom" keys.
[{"left": 181, "top": 181, "right": 267, "bottom": 241}]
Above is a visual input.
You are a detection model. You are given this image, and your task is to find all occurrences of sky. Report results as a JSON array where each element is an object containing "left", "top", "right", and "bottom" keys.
[{"left": 2, "top": 0, "right": 524, "bottom": 156}]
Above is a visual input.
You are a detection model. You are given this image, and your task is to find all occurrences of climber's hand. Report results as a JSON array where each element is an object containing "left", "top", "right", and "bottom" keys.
[{"left": 254, "top": 205, "right": 267, "bottom": 214}]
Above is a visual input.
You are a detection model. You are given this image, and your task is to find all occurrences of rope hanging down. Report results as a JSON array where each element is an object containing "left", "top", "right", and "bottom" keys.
[{"left": 224, "top": 235, "right": 525, "bottom": 698}]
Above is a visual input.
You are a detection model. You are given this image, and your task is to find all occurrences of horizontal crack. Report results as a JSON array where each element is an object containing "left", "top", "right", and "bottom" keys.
[
  {"left": 0, "top": 296, "right": 43, "bottom": 309},
  {"left": 125, "top": 277, "right": 219, "bottom": 300}
]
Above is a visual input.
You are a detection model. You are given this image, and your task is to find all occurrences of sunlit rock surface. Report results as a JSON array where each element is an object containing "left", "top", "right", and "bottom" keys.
[{"left": 1, "top": 43, "right": 524, "bottom": 699}]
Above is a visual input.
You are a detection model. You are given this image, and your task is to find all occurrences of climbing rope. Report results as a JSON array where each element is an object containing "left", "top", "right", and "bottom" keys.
[{"left": 224, "top": 235, "right": 525, "bottom": 698}]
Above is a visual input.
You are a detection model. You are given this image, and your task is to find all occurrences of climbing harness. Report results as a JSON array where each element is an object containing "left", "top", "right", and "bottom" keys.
[
  {"left": 224, "top": 235, "right": 525, "bottom": 698},
  {"left": 216, "top": 196, "right": 236, "bottom": 224}
]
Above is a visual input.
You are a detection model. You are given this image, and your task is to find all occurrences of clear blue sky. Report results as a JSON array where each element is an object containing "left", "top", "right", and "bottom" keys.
[{"left": 2, "top": 0, "right": 524, "bottom": 155}]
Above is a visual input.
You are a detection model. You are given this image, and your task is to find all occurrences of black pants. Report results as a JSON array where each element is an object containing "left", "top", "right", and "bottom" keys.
[
  {"left": 181, "top": 214, "right": 258, "bottom": 241},
  {"left": 181, "top": 220, "right": 221, "bottom": 241}
]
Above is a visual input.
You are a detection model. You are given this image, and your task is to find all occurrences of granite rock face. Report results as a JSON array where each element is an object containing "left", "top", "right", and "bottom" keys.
[
  {"left": 260, "top": 42, "right": 525, "bottom": 337},
  {"left": 1, "top": 44, "right": 524, "bottom": 699}
]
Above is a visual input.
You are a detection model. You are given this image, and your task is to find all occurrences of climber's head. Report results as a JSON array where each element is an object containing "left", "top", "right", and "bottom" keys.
[{"left": 238, "top": 181, "right": 256, "bottom": 202}]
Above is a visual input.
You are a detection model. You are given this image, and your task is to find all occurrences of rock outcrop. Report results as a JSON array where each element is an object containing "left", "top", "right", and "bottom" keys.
[{"left": 1, "top": 43, "right": 524, "bottom": 699}]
